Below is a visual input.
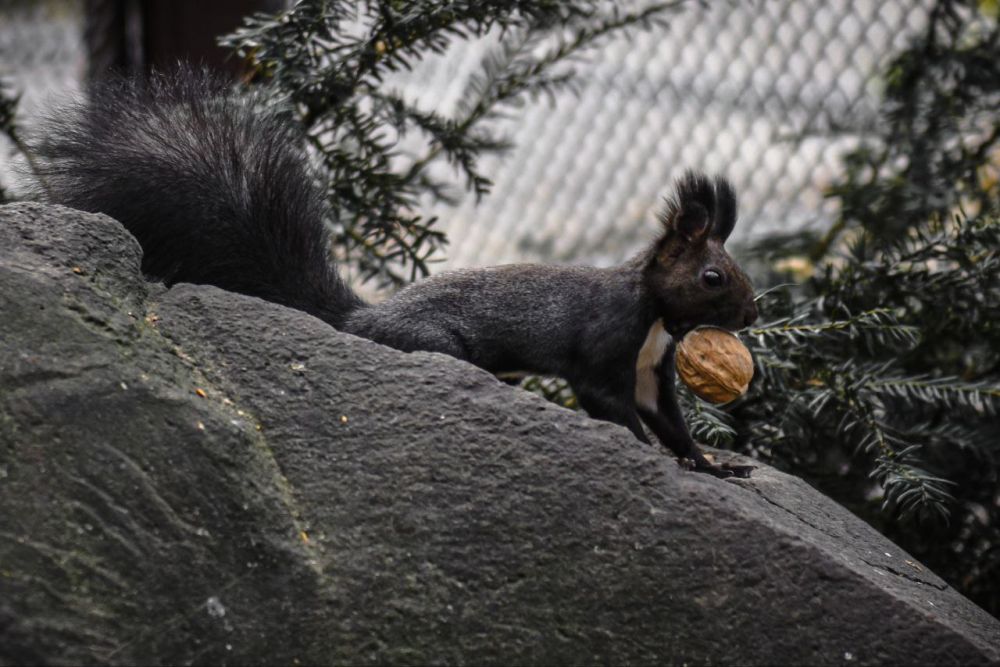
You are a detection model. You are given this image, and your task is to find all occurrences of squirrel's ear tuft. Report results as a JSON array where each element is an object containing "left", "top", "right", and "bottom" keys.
[
  {"left": 657, "top": 171, "right": 739, "bottom": 245},
  {"left": 658, "top": 170, "right": 714, "bottom": 244},
  {"left": 674, "top": 202, "right": 710, "bottom": 242},
  {"left": 711, "top": 175, "right": 738, "bottom": 242}
]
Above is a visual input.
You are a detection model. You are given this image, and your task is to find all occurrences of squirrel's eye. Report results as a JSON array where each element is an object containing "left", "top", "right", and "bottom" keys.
[{"left": 702, "top": 269, "right": 724, "bottom": 288}]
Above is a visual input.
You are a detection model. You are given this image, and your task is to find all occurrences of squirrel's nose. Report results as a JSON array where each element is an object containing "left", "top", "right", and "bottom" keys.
[{"left": 743, "top": 302, "right": 758, "bottom": 328}]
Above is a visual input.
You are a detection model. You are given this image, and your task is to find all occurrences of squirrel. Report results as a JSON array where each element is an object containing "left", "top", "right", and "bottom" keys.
[{"left": 29, "top": 68, "right": 758, "bottom": 478}]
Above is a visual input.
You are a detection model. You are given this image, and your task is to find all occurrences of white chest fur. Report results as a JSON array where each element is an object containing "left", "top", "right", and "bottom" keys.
[{"left": 634, "top": 320, "right": 671, "bottom": 411}]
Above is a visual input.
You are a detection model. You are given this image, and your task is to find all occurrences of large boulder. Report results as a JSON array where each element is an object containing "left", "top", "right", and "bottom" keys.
[{"left": 1, "top": 202, "right": 998, "bottom": 665}]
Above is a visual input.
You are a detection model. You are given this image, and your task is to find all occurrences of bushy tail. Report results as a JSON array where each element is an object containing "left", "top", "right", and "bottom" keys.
[{"left": 29, "top": 66, "right": 365, "bottom": 328}]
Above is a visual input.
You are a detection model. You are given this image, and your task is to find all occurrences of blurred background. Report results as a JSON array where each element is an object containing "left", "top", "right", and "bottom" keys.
[{"left": 1, "top": 0, "right": 931, "bottom": 267}]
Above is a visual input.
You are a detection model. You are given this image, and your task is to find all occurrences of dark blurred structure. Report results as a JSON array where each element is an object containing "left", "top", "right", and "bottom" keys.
[{"left": 82, "top": 0, "right": 283, "bottom": 80}]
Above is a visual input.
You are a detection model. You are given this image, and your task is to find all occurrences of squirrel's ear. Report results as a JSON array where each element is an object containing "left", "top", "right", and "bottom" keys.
[
  {"left": 672, "top": 202, "right": 711, "bottom": 243},
  {"left": 655, "top": 201, "right": 710, "bottom": 258},
  {"left": 711, "top": 176, "right": 738, "bottom": 242},
  {"left": 657, "top": 170, "right": 714, "bottom": 246}
]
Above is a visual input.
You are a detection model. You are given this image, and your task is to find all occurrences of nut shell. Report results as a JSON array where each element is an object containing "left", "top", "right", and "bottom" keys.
[{"left": 676, "top": 326, "right": 754, "bottom": 403}]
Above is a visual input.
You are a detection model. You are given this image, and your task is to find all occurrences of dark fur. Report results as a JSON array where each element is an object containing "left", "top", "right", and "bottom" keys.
[
  {"left": 29, "top": 68, "right": 363, "bottom": 328},
  {"left": 30, "top": 69, "right": 758, "bottom": 477}
]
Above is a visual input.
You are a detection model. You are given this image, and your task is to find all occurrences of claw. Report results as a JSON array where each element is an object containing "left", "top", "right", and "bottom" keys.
[
  {"left": 678, "top": 457, "right": 754, "bottom": 479},
  {"left": 723, "top": 464, "right": 755, "bottom": 479},
  {"left": 700, "top": 464, "right": 735, "bottom": 479}
]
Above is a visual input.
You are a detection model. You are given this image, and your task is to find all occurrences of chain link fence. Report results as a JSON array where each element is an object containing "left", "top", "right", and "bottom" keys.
[
  {"left": 392, "top": 0, "right": 934, "bottom": 269},
  {"left": 1, "top": 0, "right": 933, "bottom": 270}
]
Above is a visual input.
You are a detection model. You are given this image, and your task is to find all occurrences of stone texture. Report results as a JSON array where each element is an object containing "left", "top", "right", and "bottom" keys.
[{"left": 1, "top": 203, "right": 998, "bottom": 665}]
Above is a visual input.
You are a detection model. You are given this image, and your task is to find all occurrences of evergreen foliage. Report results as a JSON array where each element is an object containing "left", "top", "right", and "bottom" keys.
[
  {"left": 726, "top": 0, "right": 1000, "bottom": 615},
  {"left": 220, "top": 0, "right": 687, "bottom": 287}
]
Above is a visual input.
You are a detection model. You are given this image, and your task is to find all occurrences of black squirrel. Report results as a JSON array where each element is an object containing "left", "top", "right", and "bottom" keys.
[{"left": 30, "top": 69, "right": 758, "bottom": 478}]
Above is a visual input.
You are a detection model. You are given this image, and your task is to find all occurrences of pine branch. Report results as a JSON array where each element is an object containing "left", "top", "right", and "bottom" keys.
[
  {"left": 868, "top": 375, "right": 1000, "bottom": 415},
  {"left": 221, "top": 0, "right": 691, "bottom": 286},
  {"left": 874, "top": 455, "right": 955, "bottom": 522},
  {"left": 747, "top": 307, "right": 921, "bottom": 350},
  {"left": 679, "top": 387, "right": 737, "bottom": 446}
]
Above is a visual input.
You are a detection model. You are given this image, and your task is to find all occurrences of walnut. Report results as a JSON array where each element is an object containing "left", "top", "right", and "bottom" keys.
[{"left": 675, "top": 326, "right": 754, "bottom": 403}]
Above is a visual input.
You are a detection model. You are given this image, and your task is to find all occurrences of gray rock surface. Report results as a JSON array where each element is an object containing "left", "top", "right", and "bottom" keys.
[{"left": 1, "top": 202, "right": 998, "bottom": 665}]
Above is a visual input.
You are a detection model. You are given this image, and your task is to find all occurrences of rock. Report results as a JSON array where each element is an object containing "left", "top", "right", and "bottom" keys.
[{"left": 1, "top": 202, "right": 998, "bottom": 665}]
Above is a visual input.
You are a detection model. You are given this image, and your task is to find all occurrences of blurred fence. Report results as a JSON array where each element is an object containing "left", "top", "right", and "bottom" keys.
[
  {"left": 397, "top": 0, "right": 934, "bottom": 269},
  {"left": 1, "top": 1, "right": 934, "bottom": 270}
]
